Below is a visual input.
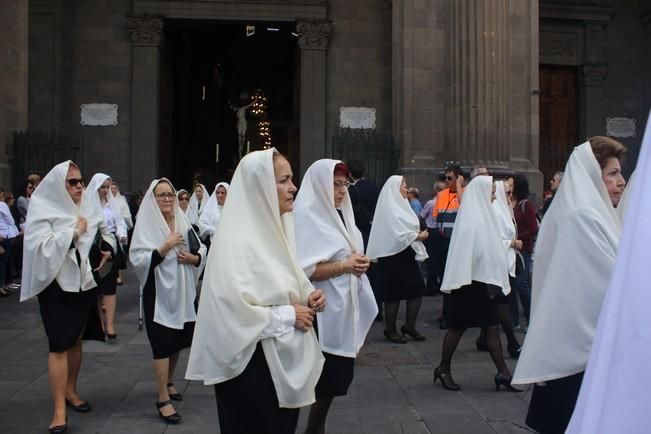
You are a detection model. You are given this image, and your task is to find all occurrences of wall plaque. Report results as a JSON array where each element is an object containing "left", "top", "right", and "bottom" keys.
[
  {"left": 606, "top": 117, "right": 636, "bottom": 138},
  {"left": 339, "top": 107, "right": 376, "bottom": 129},
  {"left": 81, "top": 103, "right": 118, "bottom": 126}
]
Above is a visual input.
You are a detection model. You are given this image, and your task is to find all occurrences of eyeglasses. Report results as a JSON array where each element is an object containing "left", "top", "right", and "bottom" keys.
[
  {"left": 334, "top": 181, "right": 351, "bottom": 190},
  {"left": 178, "top": 197, "right": 189, "bottom": 201},
  {"left": 155, "top": 192, "right": 175, "bottom": 200},
  {"left": 66, "top": 178, "right": 85, "bottom": 187}
]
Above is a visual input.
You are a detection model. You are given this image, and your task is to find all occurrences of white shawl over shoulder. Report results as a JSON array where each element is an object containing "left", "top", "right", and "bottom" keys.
[
  {"left": 186, "top": 149, "right": 324, "bottom": 408},
  {"left": 21, "top": 161, "right": 103, "bottom": 301},
  {"left": 440, "top": 176, "right": 511, "bottom": 294},
  {"left": 294, "top": 159, "right": 377, "bottom": 357},
  {"left": 366, "top": 175, "right": 428, "bottom": 261},
  {"left": 129, "top": 179, "right": 206, "bottom": 329},
  {"left": 513, "top": 142, "right": 622, "bottom": 385},
  {"left": 197, "top": 182, "right": 229, "bottom": 239}
]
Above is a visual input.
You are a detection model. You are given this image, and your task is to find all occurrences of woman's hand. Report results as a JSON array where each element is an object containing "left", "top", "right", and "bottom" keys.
[
  {"left": 292, "top": 304, "right": 315, "bottom": 331},
  {"left": 177, "top": 249, "right": 199, "bottom": 265},
  {"left": 343, "top": 252, "right": 370, "bottom": 277},
  {"left": 512, "top": 239, "right": 523, "bottom": 250},
  {"left": 158, "top": 232, "right": 183, "bottom": 256},
  {"left": 416, "top": 230, "right": 429, "bottom": 241},
  {"left": 308, "top": 289, "right": 326, "bottom": 313}
]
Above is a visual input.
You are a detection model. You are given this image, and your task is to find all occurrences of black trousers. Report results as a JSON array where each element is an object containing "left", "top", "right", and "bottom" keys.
[{"left": 214, "top": 343, "right": 299, "bottom": 434}]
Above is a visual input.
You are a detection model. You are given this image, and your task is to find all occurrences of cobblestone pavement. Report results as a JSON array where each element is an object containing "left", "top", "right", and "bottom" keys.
[{"left": 0, "top": 270, "right": 533, "bottom": 433}]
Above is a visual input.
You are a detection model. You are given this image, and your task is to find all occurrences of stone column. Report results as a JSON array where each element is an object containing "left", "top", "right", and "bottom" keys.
[
  {"left": 578, "top": 22, "right": 608, "bottom": 137},
  {"left": 127, "top": 15, "right": 163, "bottom": 191},
  {"left": 296, "top": 19, "right": 330, "bottom": 175},
  {"left": 447, "top": 0, "right": 510, "bottom": 167}
]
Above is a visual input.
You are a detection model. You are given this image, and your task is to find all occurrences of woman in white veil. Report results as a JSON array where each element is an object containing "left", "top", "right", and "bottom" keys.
[
  {"left": 294, "top": 159, "right": 377, "bottom": 434},
  {"left": 513, "top": 137, "right": 626, "bottom": 434},
  {"left": 130, "top": 178, "right": 206, "bottom": 424},
  {"left": 186, "top": 183, "right": 209, "bottom": 225},
  {"left": 21, "top": 161, "right": 112, "bottom": 433},
  {"left": 186, "top": 149, "right": 325, "bottom": 434},
  {"left": 197, "top": 182, "right": 229, "bottom": 244}
]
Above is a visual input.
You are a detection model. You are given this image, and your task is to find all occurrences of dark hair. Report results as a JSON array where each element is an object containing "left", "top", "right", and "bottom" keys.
[
  {"left": 347, "top": 160, "right": 365, "bottom": 179},
  {"left": 512, "top": 175, "right": 530, "bottom": 201},
  {"left": 444, "top": 164, "right": 464, "bottom": 177},
  {"left": 334, "top": 162, "right": 350, "bottom": 178},
  {"left": 589, "top": 136, "right": 626, "bottom": 169}
]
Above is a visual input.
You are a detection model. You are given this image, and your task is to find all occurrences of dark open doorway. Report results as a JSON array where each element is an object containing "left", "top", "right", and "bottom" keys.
[{"left": 159, "top": 20, "right": 299, "bottom": 190}]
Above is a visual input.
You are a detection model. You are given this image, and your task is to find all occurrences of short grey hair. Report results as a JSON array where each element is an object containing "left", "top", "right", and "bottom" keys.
[{"left": 470, "top": 165, "right": 489, "bottom": 179}]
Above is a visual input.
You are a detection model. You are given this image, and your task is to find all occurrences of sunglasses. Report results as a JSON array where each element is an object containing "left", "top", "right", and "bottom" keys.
[
  {"left": 67, "top": 178, "right": 85, "bottom": 187},
  {"left": 178, "top": 197, "right": 189, "bottom": 201},
  {"left": 445, "top": 176, "right": 455, "bottom": 181}
]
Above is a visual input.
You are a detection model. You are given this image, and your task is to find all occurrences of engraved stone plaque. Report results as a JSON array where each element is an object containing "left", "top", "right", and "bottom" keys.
[
  {"left": 339, "top": 107, "right": 376, "bottom": 129},
  {"left": 606, "top": 117, "right": 636, "bottom": 138},
  {"left": 81, "top": 103, "right": 118, "bottom": 126}
]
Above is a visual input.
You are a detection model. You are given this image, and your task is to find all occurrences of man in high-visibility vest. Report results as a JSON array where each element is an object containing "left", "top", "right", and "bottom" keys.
[{"left": 431, "top": 164, "right": 465, "bottom": 329}]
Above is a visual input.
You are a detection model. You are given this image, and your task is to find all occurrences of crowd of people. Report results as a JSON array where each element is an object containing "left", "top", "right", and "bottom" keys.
[{"left": 5, "top": 129, "right": 646, "bottom": 433}]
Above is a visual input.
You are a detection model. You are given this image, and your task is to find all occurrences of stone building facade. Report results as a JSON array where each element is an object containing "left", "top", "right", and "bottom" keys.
[{"left": 2, "top": 0, "right": 649, "bottom": 197}]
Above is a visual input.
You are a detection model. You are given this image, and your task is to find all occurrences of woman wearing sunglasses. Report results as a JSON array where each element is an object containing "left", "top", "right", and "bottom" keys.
[{"left": 21, "top": 161, "right": 113, "bottom": 433}]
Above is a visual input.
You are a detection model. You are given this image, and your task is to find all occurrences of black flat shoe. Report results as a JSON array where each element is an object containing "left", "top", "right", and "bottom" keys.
[
  {"left": 66, "top": 399, "right": 91, "bottom": 413},
  {"left": 156, "top": 400, "right": 181, "bottom": 424},
  {"left": 49, "top": 423, "right": 67, "bottom": 433},
  {"left": 494, "top": 373, "right": 522, "bottom": 392},
  {"left": 107, "top": 332, "right": 117, "bottom": 340},
  {"left": 167, "top": 383, "right": 183, "bottom": 401},
  {"left": 433, "top": 367, "right": 460, "bottom": 391},
  {"left": 400, "top": 326, "right": 426, "bottom": 341},
  {"left": 383, "top": 330, "right": 406, "bottom": 344}
]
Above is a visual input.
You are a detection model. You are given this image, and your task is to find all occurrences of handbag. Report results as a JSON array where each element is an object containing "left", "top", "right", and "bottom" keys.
[
  {"left": 90, "top": 231, "right": 113, "bottom": 280},
  {"left": 187, "top": 228, "right": 200, "bottom": 254}
]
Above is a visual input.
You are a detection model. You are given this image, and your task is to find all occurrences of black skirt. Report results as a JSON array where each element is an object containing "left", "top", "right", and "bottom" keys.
[
  {"left": 96, "top": 256, "right": 119, "bottom": 295},
  {"left": 526, "top": 372, "right": 584, "bottom": 434},
  {"left": 143, "top": 251, "right": 195, "bottom": 359},
  {"left": 214, "top": 343, "right": 299, "bottom": 434},
  {"left": 447, "top": 281, "right": 500, "bottom": 328},
  {"left": 376, "top": 247, "right": 426, "bottom": 302},
  {"left": 315, "top": 352, "right": 355, "bottom": 398},
  {"left": 38, "top": 281, "right": 105, "bottom": 352}
]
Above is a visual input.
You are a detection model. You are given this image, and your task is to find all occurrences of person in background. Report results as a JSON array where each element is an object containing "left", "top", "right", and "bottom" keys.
[
  {"left": 0, "top": 188, "right": 19, "bottom": 296},
  {"left": 539, "top": 171, "right": 563, "bottom": 218},
  {"left": 407, "top": 187, "right": 422, "bottom": 214},
  {"left": 420, "top": 177, "right": 447, "bottom": 293},
  {"left": 16, "top": 180, "right": 35, "bottom": 224},
  {"left": 470, "top": 165, "right": 489, "bottom": 179},
  {"left": 177, "top": 190, "right": 190, "bottom": 215}
]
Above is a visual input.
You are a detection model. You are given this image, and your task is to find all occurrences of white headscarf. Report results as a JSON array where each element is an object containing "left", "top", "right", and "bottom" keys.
[
  {"left": 87, "top": 173, "right": 127, "bottom": 240},
  {"left": 440, "top": 176, "right": 511, "bottom": 294},
  {"left": 20, "top": 161, "right": 103, "bottom": 301},
  {"left": 187, "top": 183, "right": 209, "bottom": 225},
  {"left": 513, "top": 142, "right": 622, "bottom": 385},
  {"left": 492, "top": 180, "right": 517, "bottom": 277},
  {"left": 294, "top": 159, "right": 378, "bottom": 357},
  {"left": 566, "top": 114, "right": 649, "bottom": 434},
  {"left": 366, "top": 175, "right": 428, "bottom": 261},
  {"left": 129, "top": 179, "right": 206, "bottom": 329},
  {"left": 197, "top": 182, "right": 229, "bottom": 239},
  {"left": 112, "top": 186, "right": 133, "bottom": 230},
  {"left": 186, "top": 149, "right": 324, "bottom": 408},
  {"left": 177, "top": 189, "right": 189, "bottom": 215}
]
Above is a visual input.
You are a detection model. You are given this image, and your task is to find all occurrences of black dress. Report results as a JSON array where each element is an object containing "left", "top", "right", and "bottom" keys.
[
  {"left": 38, "top": 244, "right": 105, "bottom": 352},
  {"left": 143, "top": 250, "right": 196, "bottom": 359},
  {"left": 214, "top": 343, "right": 299, "bottom": 434},
  {"left": 447, "top": 281, "right": 500, "bottom": 328},
  {"left": 94, "top": 234, "right": 119, "bottom": 296},
  {"left": 526, "top": 371, "right": 584, "bottom": 434},
  {"left": 376, "top": 247, "right": 425, "bottom": 302}
]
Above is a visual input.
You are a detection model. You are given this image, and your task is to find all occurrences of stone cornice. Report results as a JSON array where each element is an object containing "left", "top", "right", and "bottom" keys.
[
  {"left": 296, "top": 19, "right": 331, "bottom": 50},
  {"left": 127, "top": 15, "right": 164, "bottom": 46},
  {"left": 540, "top": 3, "right": 615, "bottom": 24}
]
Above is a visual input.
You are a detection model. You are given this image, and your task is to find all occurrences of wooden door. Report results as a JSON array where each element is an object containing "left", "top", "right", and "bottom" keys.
[{"left": 539, "top": 65, "right": 578, "bottom": 191}]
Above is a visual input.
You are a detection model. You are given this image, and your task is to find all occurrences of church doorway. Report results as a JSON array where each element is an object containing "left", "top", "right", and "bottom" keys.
[
  {"left": 159, "top": 20, "right": 299, "bottom": 189},
  {"left": 539, "top": 65, "right": 578, "bottom": 192}
]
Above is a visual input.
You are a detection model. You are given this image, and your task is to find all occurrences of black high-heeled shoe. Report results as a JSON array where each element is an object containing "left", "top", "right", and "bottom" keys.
[
  {"left": 107, "top": 332, "right": 117, "bottom": 340},
  {"left": 49, "top": 417, "right": 68, "bottom": 433},
  {"left": 400, "top": 326, "right": 426, "bottom": 341},
  {"left": 494, "top": 373, "right": 522, "bottom": 392},
  {"left": 383, "top": 330, "right": 406, "bottom": 344},
  {"left": 155, "top": 400, "right": 182, "bottom": 424},
  {"left": 433, "top": 367, "right": 460, "bottom": 391},
  {"left": 167, "top": 383, "right": 183, "bottom": 401}
]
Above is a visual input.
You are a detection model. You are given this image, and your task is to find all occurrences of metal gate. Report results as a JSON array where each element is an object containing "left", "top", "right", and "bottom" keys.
[
  {"left": 330, "top": 128, "right": 399, "bottom": 185},
  {"left": 12, "top": 130, "right": 83, "bottom": 189}
]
